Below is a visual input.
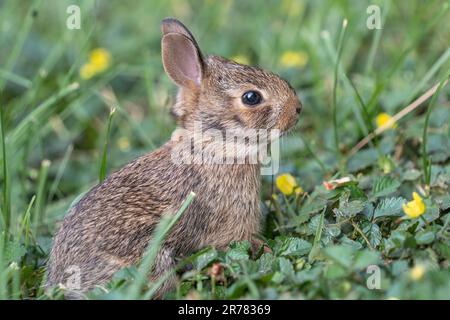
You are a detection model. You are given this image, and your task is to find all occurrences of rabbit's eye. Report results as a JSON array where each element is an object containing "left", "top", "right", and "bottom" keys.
[{"left": 242, "top": 91, "right": 262, "bottom": 106}]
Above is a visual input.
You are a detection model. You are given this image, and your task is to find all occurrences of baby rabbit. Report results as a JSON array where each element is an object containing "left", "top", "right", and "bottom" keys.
[{"left": 47, "top": 18, "right": 301, "bottom": 298}]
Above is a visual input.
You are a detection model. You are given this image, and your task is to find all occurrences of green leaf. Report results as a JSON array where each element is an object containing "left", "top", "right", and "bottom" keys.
[
  {"left": 336, "top": 198, "right": 365, "bottom": 217},
  {"left": 308, "top": 213, "right": 324, "bottom": 234},
  {"left": 435, "top": 242, "right": 450, "bottom": 260},
  {"left": 226, "top": 241, "right": 251, "bottom": 263},
  {"left": 274, "top": 237, "right": 312, "bottom": 257},
  {"left": 421, "top": 201, "right": 440, "bottom": 223},
  {"left": 296, "top": 267, "right": 322, "bottom": 284},
  {"left": 429, "top": 106, "right": 450, "bottom": 128},
  {"left": 347, "top": 149, "right": 378, "bottom": 172},
  {"left": 388, "top": 230, "right": 410, "bottom": 248},
  {"left": 298, "top": 197, "right": 328, "bottom": 216},
  {"left": 353, "top": 250, "right": 380, "bottom": 270},
  {"left": 323, "top": 245, "right": 355, "bottom": 269},
  {"left": 333, "top": 195, "right": 365, "bottom": 218},
  {"left": 226, "top": 280, "right": 248, "bottom": 298},
  {"left": 324, "top": 263, "right": 348, "bottom": 279},
  {"left": 362, "top": 202, "right": 375, "bottom": 219},
  {"left": 325, "top": 225, "right": 341, "bottom": 240},
  {"left": 391, "top": 260, "right": 409, "bottom": 276},
  {"left": 415, "top": 230, "right": 435, "bottom": 245},
  {"left": 427, "top": 134, "right": 450, "bottom": 154},
  {"left": 230, "top": 240, "right": 251, "bottom": 252},
  {"left": 192, "top": 247, "right": 218, "bottom": 270},
  {"left": 3, "top": 241, "right": 27, "bottom": 263},
  {"left": 402, "top": 169, "right": 421, "bottom": 181},
  {"left": 344, "top": 183, "right": 367, "bottom": 200},
  {"left": 436, "top": 195, "right": 450, "bottom": 211},
  {"left": 270, "top": 271, "right": 284, "bottom": 284},
  {"left": 371, "top": 176, "right": 401, "bottom": 199},
  {"left": 374, "top": 197, "right": 405, "bottom": 219},
  {"left": 363, "top": 223, "right": 382, "bottom": 248},
  {"left": 340, "top": 236, "right": 363, "bottom": 250},
  {"left": 278, "top": 257, "right": 295, "bottom": 277},
  {"left": 258, "top": 253, "right": 275, "bottom": 274}
]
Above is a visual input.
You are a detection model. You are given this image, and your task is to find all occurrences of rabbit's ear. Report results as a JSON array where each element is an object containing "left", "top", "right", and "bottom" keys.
[
  {"left": 161, "top": 18, "right": 202, "bottom": 53},
  {"left": 161, "top": 18, "right": 204, "bottom": 87}
]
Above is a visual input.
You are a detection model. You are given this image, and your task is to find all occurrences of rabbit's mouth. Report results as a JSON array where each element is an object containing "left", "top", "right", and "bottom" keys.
[
  {"left": 277, "top": 112, "right": 300, "bottom": 136},
  {"left": 280, "top": 121, "right": 299, "bottom": 137},
  {"left": 274, "top": 95, "right": 301, "bottom": 134}
]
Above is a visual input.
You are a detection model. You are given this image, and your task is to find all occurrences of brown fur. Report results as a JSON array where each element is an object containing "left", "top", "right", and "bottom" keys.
[{"left": 46, "top": 18, "right": 301, "bottom": 298}]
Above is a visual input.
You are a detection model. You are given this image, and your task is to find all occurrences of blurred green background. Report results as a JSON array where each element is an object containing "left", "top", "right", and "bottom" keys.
[{"left": 0, "top": 0, "right": 449, "bottom": 299}]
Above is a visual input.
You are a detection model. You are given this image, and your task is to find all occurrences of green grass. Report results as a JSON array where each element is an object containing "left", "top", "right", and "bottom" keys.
[{"left": 0, "top": 0, "right": 450, "bottom": 300}]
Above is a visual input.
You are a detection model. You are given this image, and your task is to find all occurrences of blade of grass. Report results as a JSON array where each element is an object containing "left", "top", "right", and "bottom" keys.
[
  {"left": 349, "top": 80, "right": 448, "bottom": 156},
  {"left": 6, "top": 82, "right": 80, "bottom": 156},
  {"left": 343, "top": 74, "right": 376, "bottom": 146},
  {"left": 410, "top": 47, "right": 450, "bottom": 101},
  {"left": 8, "top": 196, "right": 36, "bottom": 299},
  {"left": 345, "top": 74, "right": 383, "bottom": 157},
  {"left": 240, "top": 261, "right": 260, "bottom": 298},
  {"left": 48, "top": 144, "right": 74, "bottom": 202},
  {"left": 99, "top": 108, "right": 116, "bottom": 182},
  {"left": 20, "top": 71, "right": 121, "bottom": 167},
  {"left": 365, "top": 0, "right": 389, "bottom": 74},
  {"left": 0, "top": 69, "right": 32, "bottom": 89},
  {"left": 0, "top": 0, "right": 42, "bottom": 93},
  {"left": 10, "top": 263, "right": 20, "bottom": 299},
  {"left": 322, "top": 30, "right": 379, "bottom": 156},
  {"left": 0, "top": 233, "right": 6, "bottom": 299},
  {"left": 19, "top": 196, "right": 36, "bottom": 247},
  {"left": 365, "top": 2, "right": 449, "bottom": 114},
  {"left": 331, "top": 19, "right": 348, "bottom": 160},
  {"left": 0, "top": 104, "right": 11, "bottom": 232},
  {"left": 422, "top": 74, "right": 449, "bottom": 189},
  {"left": 300, "top": 136, "right": 328, "bottom": 174},
  {"left": 346, "top": 75, "right": 373, "bottom": 133},
  {"left": 32, "top": 160, "right": 51, "bottom": 232},
  {"left": 96, "top": 86, "right": 157, "bottom": 149},
  {"left": 142, "top": 245, "right": 212, "bottom": 300},
  {"left": 9, "top": 18, "right": 93, "bottom": 121},
  {"left": 127, "top": 192, "right": 196, "bottom": 299},
  {"left": 308, "top": 207, "right": 325, "bottom": 262}
]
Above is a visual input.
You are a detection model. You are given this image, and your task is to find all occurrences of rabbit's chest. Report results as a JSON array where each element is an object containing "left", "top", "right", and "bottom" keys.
[{"left": 192, "top": 165, "right": 261, "bottom": 249}]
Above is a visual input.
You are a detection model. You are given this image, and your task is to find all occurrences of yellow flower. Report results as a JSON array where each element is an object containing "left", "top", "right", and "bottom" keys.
[
  {"left": 79, "top": 48, "right": 112, "bottom": 79},
  {"left": 409, "top": 265, "right": 425, "bottom": 281},
  {"left": 89, "top": 48, "right": 111, "bottom": 72},
  {"left": 295, "top": 185, "right": 304, "bottom": 195},
  {"left": 280, "top": 51, "right": 308, "bottom": 68},
  {"left": 276, "top": 173, "right": 303, "bottom": 195},
  {"left": 231, "top": 54, "right": 250, "bottom": 65},
  {"left": 117, "top": 136, "right": 130, "bottom": 151},
  {"left": 402, "top": 192, "right": 426, "bottom": 218},
  {"left": 79, "top": 63, "right": 96, "bottom": 80},
  {"left": 376, "top": 113, "right": 397, "bottom": 129},
  {"left": 281, "top": 0, "right": 304, "bottom": 17}
]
